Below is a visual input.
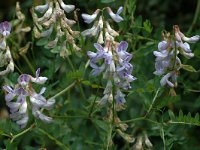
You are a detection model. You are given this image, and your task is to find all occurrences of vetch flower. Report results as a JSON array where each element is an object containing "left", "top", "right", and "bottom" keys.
[
  {"left": 82, "top": 9, "right": 100, "bottom": 24},
  {"left": 3, "top": 68, "right": 55, "bottom": 128},
  {"left": 88, "top": 41, "right": 136, "bottom": 106},
  {"left": 0, "top": 21, "right": 11, "bottom": 37},
  {"left": 106, "top": 6, "right": 123, "bottom": 23},
  {"left": 154, "top": 25, "right": 199, "bottom": 88}
]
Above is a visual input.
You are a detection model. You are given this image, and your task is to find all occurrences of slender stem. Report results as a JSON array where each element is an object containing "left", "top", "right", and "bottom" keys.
[
  {"left": 187, "top": 0, "right": 200, "bottom": 34},
  {"left": 21, "top": 55, "right": 35, "bottom": 74},
  {"left": 161, "top": 126, "right": 166, "bottom": 150},
  {"left": 145, "top": 88, "right": 160, "bottom": 117},
  {"left": 38, "top": 128, "right": 70, "bottom": 150},
  {"left": 88, "top": 87, "right": 99, "bottom": 117},
  {"left": 66, "top": 56, "right": 86, "bottom": 100},
  {"left": 48, "top": 81, "right": 77, "bottom": 100},
  {"left": 11, "top": 124, "right": 35, "bottom": 143},
  {"left": 106, "top": 123, "right": 113, "bottom": 150}
]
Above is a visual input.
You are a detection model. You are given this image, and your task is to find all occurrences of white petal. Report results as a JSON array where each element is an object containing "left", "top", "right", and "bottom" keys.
[
  {"left": 182, "top": 35, "right": 200, "bottom": 43},
  {"left": 31, "top": 77, "right": 48, "bottom": 84},
  {"left": 35, "top": 3, "right": 49, "bottom": 14},
  {"left": 59, "top": 0, "right": 75, "bottom": 13}
]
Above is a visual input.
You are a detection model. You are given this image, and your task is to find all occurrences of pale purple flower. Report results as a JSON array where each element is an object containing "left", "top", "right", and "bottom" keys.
[
  {"left": 82, "top": 9, "right": 100, "bottom": 24},
  {"left": 0, "top": 21, "right": 11, "bottom": 37},
  {"left": 88, "top": 41, "right": 136, "bottom": 105},
  {"left": 107, "top": 7, "right": 123, "bottom": 23},
  {"left": 3, "top": 68, "right": 55, "bottom": 128}
]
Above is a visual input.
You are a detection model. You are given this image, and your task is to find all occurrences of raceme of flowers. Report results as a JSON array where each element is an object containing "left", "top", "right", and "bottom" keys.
[
  {"left": 11, "top": 2, "right": 31, "bottom": 58},
  {"left": 3, "top": 68, "right": 55, "bottom": 128},
  {"left": 153, "top": 25, "right": 200, "bottom": 88},
  {"left": 83, "top": 6, "right": 136, "bottom": 108},
  {"left": 87, "top": 41, "right": 136, "bottom": 106},
  {"left": 81, "top": 6, "right": 123, "bottom": 44},
  {"left": 0, "top": 21, "right": 14, "bottom": 76},
  {"left": 32, "top": 0, "right": 80, "bottom": 57}
]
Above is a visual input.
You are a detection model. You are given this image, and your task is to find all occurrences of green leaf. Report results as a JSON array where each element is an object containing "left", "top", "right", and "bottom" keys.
[
  {"left": 178, "top": 110, "right": 183, "bottom": 122},
  {"left": 181, "top": 64, "right": 197, "bottom": 72},
  {"left": 36, "top": 38, "right": 48, "bottom": 46},
  {"left": 168, "top": 110, "right": 176, "bottom": 121},
  {"left": 101, "top": 0, "right": 115, "bottom": 3},
  {"left": 143, "top": 20, "right": 152, "bottom": 33},
  {"left": 93, "top": 119, "right": 109, "bottom": 132},
  {"left": 194, "top": 113, "right": 199, "bottom": 124}
]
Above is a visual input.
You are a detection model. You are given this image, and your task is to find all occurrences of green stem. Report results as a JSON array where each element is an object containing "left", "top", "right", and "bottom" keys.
[
  {"left": 22, "top": 55, "right": 35, "bottom": 74},
  {"left": 106, "top": 123, "right": 113, "bottom": 150},
  {"left": 88, "top": 87, "right": 99, "bottom": 117},
  {"left": 48, "top": 81, "right": 77, "bottom": 100},
  {"left": 66, "top": 57, "right": 86, "bottom": 100},
  {"left": 145, "top": 88, "right": 160, "bottom": 117},
  {"left": 11, "top": 124, "right": 35, "bottom": 143},
  {"left": 187, "top": 0, "right": 200, "bottom": 34},
  {"left": 38, "top": 128, "right": 70, "bottom": 150}
]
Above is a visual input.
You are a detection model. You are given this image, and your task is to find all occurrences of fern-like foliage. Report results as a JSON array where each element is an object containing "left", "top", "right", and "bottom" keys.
[{"left": 168, "top": 110, "right": 200, "bottom": 126}]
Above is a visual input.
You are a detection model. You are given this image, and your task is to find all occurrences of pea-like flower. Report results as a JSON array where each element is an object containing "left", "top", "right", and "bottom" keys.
[
  {"left": 3, "top": 68, "right": 55, "bottom": 128},
  {"left": 0, "top": 21, "right": 11, "bottom": 37},
  {"left": 154, "top": 25, "right": 199, "bottom": 88},
  {"left": 106, "top": 6, "right": 123, "bottom": 23},
  {"left": 88, "top": 41, "right": 136, "bottom": 105}
]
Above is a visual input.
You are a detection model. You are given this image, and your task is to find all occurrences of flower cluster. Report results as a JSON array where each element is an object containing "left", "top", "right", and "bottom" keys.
[
  {"left": 11, "top": 2, "right": 31, "bottom": 57},
  {"left": 0, "top": 21, "right": 14, "bottom": 76},
  {"left": 32, "top": 0, "right": 80, "bottom": 57},
  {"left": 88, "top": 41, "right": 136, "bottom": 106},
  {"left": 3, "top": 68, "right": 55, "bottom": 128},
  {"left": 81, "top": 7, "right": 122, "bottom": 44},
  {"left": 132, "top": 133, "right": 153, "bottom": 150},
  {"left": 83, "top": 6, "right": 136, "bottom": 107},
  {"left": 154, "top": 25, "right": 200, "bottom": 88}
]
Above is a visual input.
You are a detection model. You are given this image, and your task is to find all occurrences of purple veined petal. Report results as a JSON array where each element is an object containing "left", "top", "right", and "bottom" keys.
[
  {"left": 2, "top": 85, "right": 13, "bottom": 93},
  {"left": 43, "top": 99, "right": 55, "bottom": 110},
  {"left": 182, "top": 35, "right": 200, "bottom": 43},
  {"left": 10, "top": 112, "right": 22, "bottom": 120},
  {"left": 39, "top": 87, "right": 46, "bottom": 95},
  {"left": 158, "top": 41, "right": 168, "bottom": 51},
  {"left": 33, "top": 109, "right": 52, "bottom": 123},
  {"left": 91, "top": 64, "right": 105, "bottom": 76},
  {"left": 15, "top": 87, "right": 28, "bottom": 96},
  {"left": 30, "top": 95, "right": 47, "bottom": 107},
  {"left": 89, "top": 61, "right": 98, "bottom": 69},
  {"left": 179, "top": 42, "right": 191, "bottom": 53},
  {"left": 59, "top": 0, "right": 75, "bottom": 13},
  {"left": 18, "top": 74, "right": 31, "bottom": 86},
  {"left": 87, "top": 51, "right": 97, "bottom": 58},
  {"left": 107, "top": 7, "right": 123, "bottom": 23},
  {"left": 94, "top": 43, "right": 104, "bottom": 51},
  {"left": 7, "top": 102, "right": 21, "bottom": 109},
  {"left": 160, "top": 72, "right": 174, "bottom": 87},
  {"left": 153, "top": 51, "right": 168, "bottom": 58},
  {"left": 31, "top": 77, "right": 48, "bottom": 84},
  {"left": 16, "top": 114, "right": 28, "bottom": 128},
  {"left": 18, "top": 101, "right": 27, "bottom": 114},
  {"left": 116, "top": 6, "right": 123, "bottom": 15},
  {"left": 103, "top": 51, "right": 112, "bottom": 64},
  {"left": 126, "top": 74, "right": 137, "bottom": 82},
  {"left": 36, "top": 68, "right": 40, "bottom": 78},
  {"left": 16, "top": 95, "right": 26, "bottom": 103},
  {"left": 35, "top": 3, "right": 49, "bottom": 14},
  {"left": 115, "top": 89, "right": 126, "bottom": 104},
  {"left": 5, "top": 93, "right": 16, "bottom": 102},
  {"left": 81, "top": 9, "right": 100, "bottom": 24},
  {"left": 0, "top": 21, "right": 11, "bottom": 36},
  {"left": 116, "top": 41, "right": 128, "bottom": 52}
]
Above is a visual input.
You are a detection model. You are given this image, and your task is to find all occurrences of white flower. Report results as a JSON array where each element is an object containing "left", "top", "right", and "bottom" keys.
[
  {"left": 107, "top": 6, "right": 123, "bottom": 23},
  {"left": 35, "top": 3, "right": 49, "bottom": 14},
  {"left": 82, "top": 9, "right": 100, "bottom": 24}
]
